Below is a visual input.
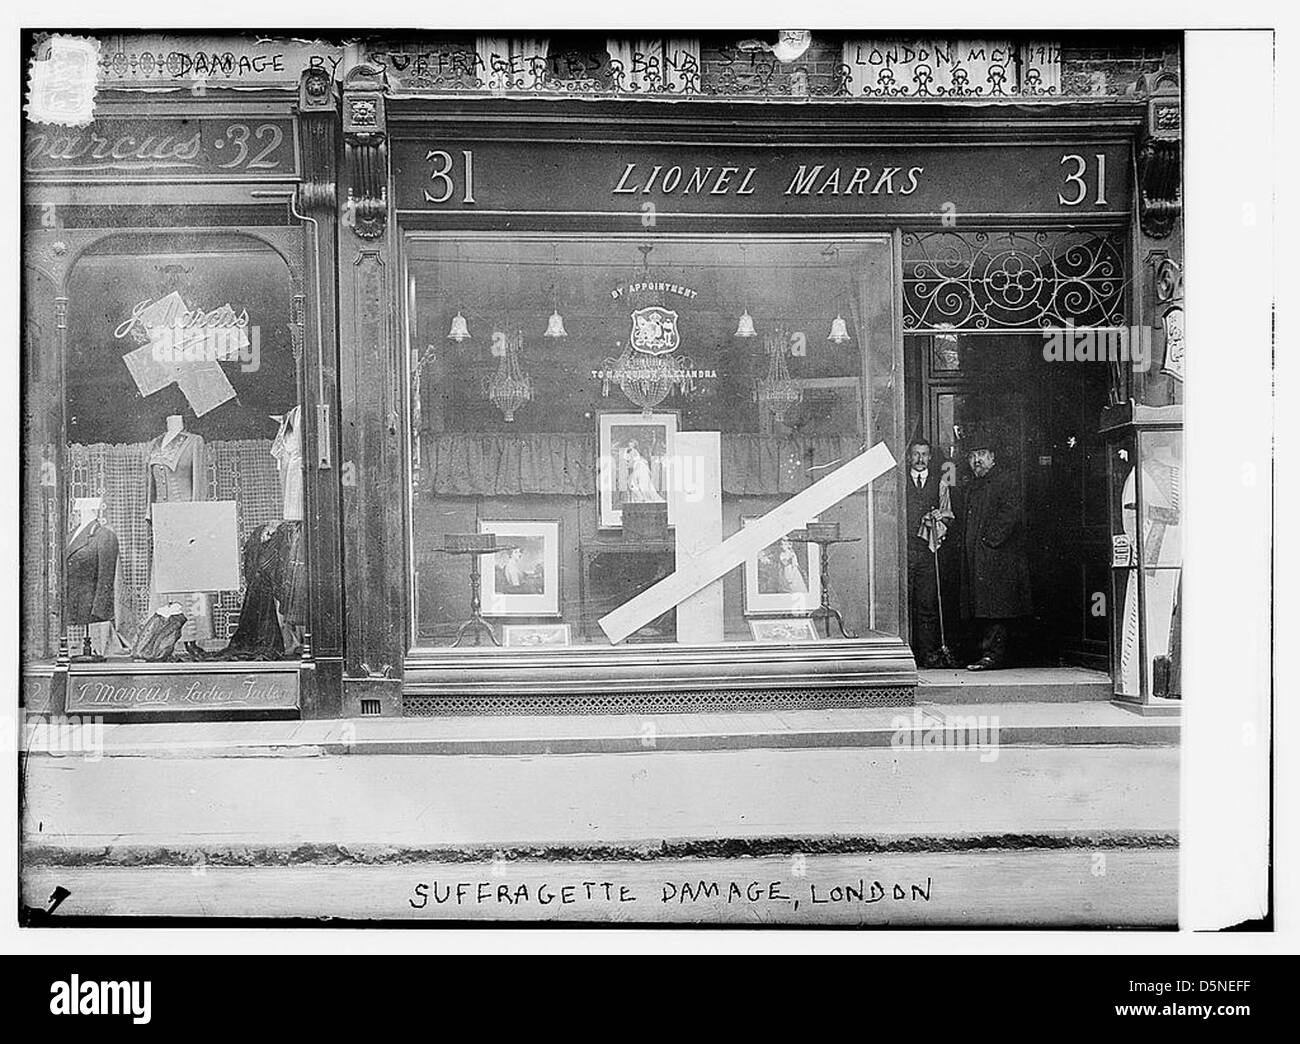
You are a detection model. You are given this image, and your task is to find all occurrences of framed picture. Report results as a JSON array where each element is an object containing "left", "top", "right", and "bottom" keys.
[
  {"left": 478, "top": 519, "right": 562, "bottom": 617},
  {"left": 597, "top": 411, "right": 678, "bottom": 529},
  {"left": 748, "top": 617, "right": 820, "bottom": 643},
  {"left": 502, "top": 623, "right": 572, "bottom": 648},
  {"left": 741, "top": 516, "right": 822, "bottom": 616}
]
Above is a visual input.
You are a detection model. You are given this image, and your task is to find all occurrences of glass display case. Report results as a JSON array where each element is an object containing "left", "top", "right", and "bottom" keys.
[
  {"left": 404, "top": 233, "right": 901, "bottom": 658},
  {"left": 1105, "top": 412, "right": 1183, "bottom": 703}
]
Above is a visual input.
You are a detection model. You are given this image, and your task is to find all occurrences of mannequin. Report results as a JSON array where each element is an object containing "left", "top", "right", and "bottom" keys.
[
  {"left": 270, "top": 406, "right": 304, "bottom": 522},
  {"left": 144, "top": 413, "right": 213, "bottom": 643},
  {"left": 65, "top": 496, "right": 124, "bottom": 659},
  {"left": 145, "top": 414, "right": 206, "bottom": 509},
  {"left": 269, "top": 407, "right": 307, "bottom": 653}
]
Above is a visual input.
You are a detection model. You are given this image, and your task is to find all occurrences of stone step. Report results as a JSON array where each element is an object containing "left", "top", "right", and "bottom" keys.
[{"left": 918, "top": 667, "right": 1115, "bottom": 704}]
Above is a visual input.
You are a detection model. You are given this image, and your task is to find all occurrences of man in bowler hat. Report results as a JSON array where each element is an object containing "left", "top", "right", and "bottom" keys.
[{"left": 959, "top": 431, "right": 1033, "bottom": 670}]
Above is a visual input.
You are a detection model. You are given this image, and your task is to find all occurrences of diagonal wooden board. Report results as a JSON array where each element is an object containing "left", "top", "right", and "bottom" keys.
[{"left": 600, "top": 441, "right": 896, "bottom": 644}]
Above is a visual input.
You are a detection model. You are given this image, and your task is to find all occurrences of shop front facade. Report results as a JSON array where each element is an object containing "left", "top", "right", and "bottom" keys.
[{"left": 21, "top": 33, "right": 1184, "bottom": 723}]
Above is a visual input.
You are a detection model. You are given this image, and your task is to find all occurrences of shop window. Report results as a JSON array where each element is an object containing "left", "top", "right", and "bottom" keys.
[
  {"left": 407, "top": 234, "right": 900, "bottom": 653},
  {"left": 59, "top": 231, "right": 305, "bottom": 664}
]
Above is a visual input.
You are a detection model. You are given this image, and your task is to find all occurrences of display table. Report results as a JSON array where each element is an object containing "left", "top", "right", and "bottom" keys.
[
  {"left": 432, "top": 539, "right": 521, "bottom": 647},
  {"left": 788, "top": 533, "right": 861, "bottom": 639}
]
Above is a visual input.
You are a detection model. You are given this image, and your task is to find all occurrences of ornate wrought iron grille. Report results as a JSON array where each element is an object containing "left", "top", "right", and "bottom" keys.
[{"left": 902, "top": 229, "right": 1126, "bottom": 331}]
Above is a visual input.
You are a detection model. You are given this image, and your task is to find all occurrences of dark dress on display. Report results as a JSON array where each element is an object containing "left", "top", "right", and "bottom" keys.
[{"left": 193, "top": 521, "right": 306, "bottom": 661}]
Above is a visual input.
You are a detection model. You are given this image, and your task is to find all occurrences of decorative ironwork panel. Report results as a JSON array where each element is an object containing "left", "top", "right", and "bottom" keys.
[{"left": 902, "top": 229, "right": 1126, "bottom": 331}]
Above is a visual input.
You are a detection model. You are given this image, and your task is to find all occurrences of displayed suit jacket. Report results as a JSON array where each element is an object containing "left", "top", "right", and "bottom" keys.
[
  {"left": 65, "top": 520, "right": 119, "bottom": 625},
  {"left": 144, "top": 430, "right": 207, "bottom": 514}
]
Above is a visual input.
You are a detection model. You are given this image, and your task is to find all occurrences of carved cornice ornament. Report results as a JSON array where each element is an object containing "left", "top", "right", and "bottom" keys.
[
  {"left": 296, "top": 66, "right": 338, "bottom": 215},
  {"left": 342, "top": 62, "right": 388, "bottom": 239},
  {"left": 1136, "top": 71, "right": 1181, "bottom": 240}
]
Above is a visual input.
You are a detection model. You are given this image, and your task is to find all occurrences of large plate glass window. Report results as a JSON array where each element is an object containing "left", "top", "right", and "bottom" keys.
[
  {"left": 406, "top": 234, "right": 899, "bottom": 653},
  {"left": 59, "top": 231, "right": 306, "bottom": 664}
]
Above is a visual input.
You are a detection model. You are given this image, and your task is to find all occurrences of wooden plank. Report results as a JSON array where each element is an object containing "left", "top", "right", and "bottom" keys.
[
  {"left": 672, "top": 432, "right": 724, "bottom": 645},
  {"left": 600, "top": 442, "right": 896, "bottom": 644}
]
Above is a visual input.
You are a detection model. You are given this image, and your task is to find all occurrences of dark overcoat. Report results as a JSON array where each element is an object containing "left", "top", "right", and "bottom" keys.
[{"left": 960, "top": 465, "right": 1033, "bottom": 620}]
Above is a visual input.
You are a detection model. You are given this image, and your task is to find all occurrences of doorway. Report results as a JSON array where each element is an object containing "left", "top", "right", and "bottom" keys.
[{"left": 904, "top": 332, "right": 1111, "bottom": 668}]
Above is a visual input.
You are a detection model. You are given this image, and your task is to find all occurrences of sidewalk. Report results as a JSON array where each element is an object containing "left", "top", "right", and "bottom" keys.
[
  {"left": 22, "top": 700, "right": 1178, "bottom": 758},
  {"left": 23, "top": 740, "right": 1178, "bottom": 860},
  {"left": 21, "top": 705, "right": 1179, "bottom": 924}
]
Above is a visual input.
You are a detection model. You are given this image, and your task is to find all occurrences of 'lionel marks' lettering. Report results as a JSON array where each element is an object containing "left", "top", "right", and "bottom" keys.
[
  {"left": 784, "top": 163, "right": 924, "bottom": 196},
  {"left": 613, "top": 162, "right": 758, "bottom": 195},
  {"left": 611, "top": 161, "right": 924, "bottom": 197}
]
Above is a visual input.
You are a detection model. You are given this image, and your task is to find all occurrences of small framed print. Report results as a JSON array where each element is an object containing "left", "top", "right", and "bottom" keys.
[
  {"left": 748, "top": 617, "right": 820, "bottom": 643},
  {"left": 742, "top": 516, "right": 822, "bottom": 616},
  {"left": 479, "top": 519, "right": 562, "bottom": 617},
  {"left": 597, "top": 411, "right": 678, "bottom": 529},
  {"left": 502, "top": 623, "right": 572, "bottom": 648}
]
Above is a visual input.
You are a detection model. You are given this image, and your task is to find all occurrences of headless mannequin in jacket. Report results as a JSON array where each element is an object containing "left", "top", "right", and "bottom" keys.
[
  {"left": 66, "top": 496, "right": 128, "bottom": 659},
  {"left": 145, "top": 414, "right": 213, "bottom": 643}
]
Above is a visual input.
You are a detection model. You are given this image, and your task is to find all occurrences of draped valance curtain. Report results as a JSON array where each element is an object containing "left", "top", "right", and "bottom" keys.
[{"left": 420, "top": 433, "right": 864, "bottom": 497}]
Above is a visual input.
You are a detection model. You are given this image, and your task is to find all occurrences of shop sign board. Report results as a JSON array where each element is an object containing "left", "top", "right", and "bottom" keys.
[
  {"left": 24, "top": 115, "right": 299, "bottom": 181},
  {"left": 393, "top": 139, "right": 1131, "bottom": 217},
  {"left": 65, "top": 670, "right": 300, "bottom": 714}
]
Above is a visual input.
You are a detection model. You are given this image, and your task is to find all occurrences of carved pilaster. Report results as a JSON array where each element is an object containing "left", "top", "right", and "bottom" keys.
[
  {"left": 341, "top": 62, "right": 388, "bottom": 239},
  {"left": 293, "top": 67, "right": 346, "bottom": 715}
]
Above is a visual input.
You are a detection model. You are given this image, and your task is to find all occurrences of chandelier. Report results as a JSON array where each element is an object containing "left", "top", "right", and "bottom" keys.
[
  {"left": 754, "top": 329, "right": 801, "bottom": 422},
  {"left": 594, "top": 343, "right": 710, "bottom": 414},
  {"left": 483, "top": 329, "right": 533, "bottom": 422}
]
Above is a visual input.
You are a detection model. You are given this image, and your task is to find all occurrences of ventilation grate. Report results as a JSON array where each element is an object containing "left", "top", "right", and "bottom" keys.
[{"left": 402, "top": 686, "right": 914, "bottom": 717}]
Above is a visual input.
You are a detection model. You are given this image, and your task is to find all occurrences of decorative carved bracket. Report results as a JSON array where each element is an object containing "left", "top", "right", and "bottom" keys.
[
  {"left": 296, "top": 67, "right": 338, "bottom": 216},
  {"left": 1137, "top": 71, "right": 1181, "bottom": 240},
  {"left": 342, "top": 62, "right": 389, "bottom": 240}
]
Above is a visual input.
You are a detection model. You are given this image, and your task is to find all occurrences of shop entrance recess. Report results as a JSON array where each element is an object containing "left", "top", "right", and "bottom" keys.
[{"left": 901, "top": 228, "right": 1127, "bottom": 674}]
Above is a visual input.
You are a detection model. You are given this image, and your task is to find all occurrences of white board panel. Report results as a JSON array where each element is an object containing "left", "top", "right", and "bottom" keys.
[{"left": 600, "top": 442, "right": 896, "bottom": 644}]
